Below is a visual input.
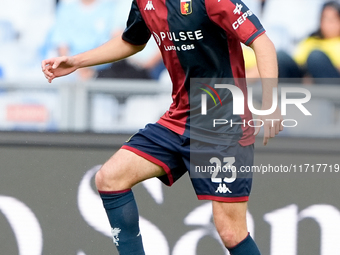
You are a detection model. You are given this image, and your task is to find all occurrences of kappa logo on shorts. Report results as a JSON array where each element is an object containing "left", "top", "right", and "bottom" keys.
[{"left": 215, "top": 183, "right": 232, "bottom": 194}]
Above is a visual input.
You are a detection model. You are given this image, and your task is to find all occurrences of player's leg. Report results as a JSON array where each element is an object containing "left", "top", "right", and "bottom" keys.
[
  {"left": 95, "top": 123, "right": 186, "bottom": 255},
  {"left": 213, "top": 201, "right": 261, "bottom": 254},
  {"left": 95, "top": 148, "right": 165, "bottom": 255},
  {"left": 186, "top": 140, "right": 258, "bottom": 254},
  {"left": 95, "top": 148, "right": 165, "bottom": 192}
]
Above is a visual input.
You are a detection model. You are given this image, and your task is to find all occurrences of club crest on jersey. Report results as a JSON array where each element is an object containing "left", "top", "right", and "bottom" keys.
[{"left": 180, "top": 0, "right": 192, "bottom": 15}]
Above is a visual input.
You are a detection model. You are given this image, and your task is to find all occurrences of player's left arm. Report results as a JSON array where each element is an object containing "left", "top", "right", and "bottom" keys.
[{"left": 250, "top": 33, "right": 283, "bottom": 145}]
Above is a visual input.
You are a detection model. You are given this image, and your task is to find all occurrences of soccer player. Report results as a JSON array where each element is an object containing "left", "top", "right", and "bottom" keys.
[{"left": 42, "top": 0, "right": 283, "bottom": 254}]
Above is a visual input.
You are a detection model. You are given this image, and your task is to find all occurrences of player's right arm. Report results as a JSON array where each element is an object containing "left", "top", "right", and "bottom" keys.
[{"left": 42, "top": 35, "right": 146, "bottom": 83}]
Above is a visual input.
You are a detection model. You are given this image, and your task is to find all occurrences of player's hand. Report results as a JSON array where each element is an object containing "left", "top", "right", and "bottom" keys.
[
  {"left": 41, "top": 56, "right": 78, "bottom": 83},
  {"left": 253, "top": 107, "right": 283, "bottom": 146}
]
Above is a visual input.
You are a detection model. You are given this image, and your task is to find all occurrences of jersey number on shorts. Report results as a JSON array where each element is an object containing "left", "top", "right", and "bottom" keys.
[{"left": 210, "top": 157, "right": 236, "bottom": 184}]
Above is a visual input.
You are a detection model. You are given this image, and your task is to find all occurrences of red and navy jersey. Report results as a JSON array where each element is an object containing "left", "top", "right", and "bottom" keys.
[{"left": 122, "top": 0, "right": 265, "bottom": 146}]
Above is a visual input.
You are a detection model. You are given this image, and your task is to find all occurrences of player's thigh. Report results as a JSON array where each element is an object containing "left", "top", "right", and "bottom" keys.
[
  {"left": 96, "top": 148, "right": 166, "bottom": 191},
  {"left": 212, "top": 201, "right": 248, "bottom": 246}
]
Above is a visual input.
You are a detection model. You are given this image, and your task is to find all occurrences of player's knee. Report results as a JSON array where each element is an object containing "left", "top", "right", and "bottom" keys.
[
  {"left": 217, "top": 228, "right": 240, "bottom": 248},
  {"left": 94, "top": 168, "right": 106, "bottom": 190},
  {"left": 95, "top": 163, "right": 126, "bottom": 191}
]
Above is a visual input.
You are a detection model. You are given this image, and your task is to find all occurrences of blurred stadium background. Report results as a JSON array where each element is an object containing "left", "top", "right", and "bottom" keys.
[{"left": 0, "top": 0, "right": 339, "bottom": 254}]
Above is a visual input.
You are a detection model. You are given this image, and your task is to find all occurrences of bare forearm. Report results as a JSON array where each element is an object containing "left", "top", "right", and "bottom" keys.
[
  {"left": 251, "top": 33, "right": 278, "bottom": 108},
  {"left": 41, "top": 35, "right": 146, "bottom": 83},
  {"left": 251, "top": 33, "right": 278, "bottom": 78},
  {"left": 251, "top": 33, "right": 283, "bottom": 145},
  {"left": 72, "top": 35, "right": 146, "bottom": 68}
]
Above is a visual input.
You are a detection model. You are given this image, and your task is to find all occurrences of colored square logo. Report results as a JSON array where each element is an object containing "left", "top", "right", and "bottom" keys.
[{"left": 181, "top": 0, "right": 192, "bottom": 15}]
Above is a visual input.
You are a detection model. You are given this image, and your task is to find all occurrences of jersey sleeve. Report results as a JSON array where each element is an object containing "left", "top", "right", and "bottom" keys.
[
  {"left": 122, "top": 0, "right": 151, "bottom": 45},
  {"left": 205, "top": 0, "right": 265, "bottom": 46}
]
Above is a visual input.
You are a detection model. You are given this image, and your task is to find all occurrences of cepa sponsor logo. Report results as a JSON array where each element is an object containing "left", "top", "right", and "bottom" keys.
[
  {"left": 232, "top": 10, "right": 253, "bottom": 30},
  {"left": 233, "top": 3, "right": 243, "bottom": 15}
]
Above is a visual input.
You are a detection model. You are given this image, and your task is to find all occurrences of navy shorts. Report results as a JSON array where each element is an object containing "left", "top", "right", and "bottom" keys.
[{"left": 122, "top": 123, "right": 254, "bottom": 202}]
